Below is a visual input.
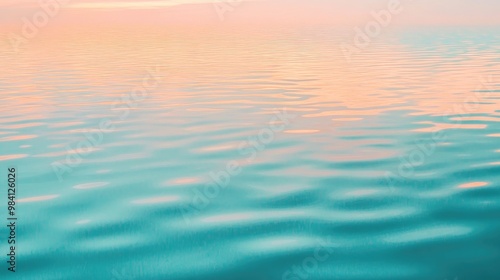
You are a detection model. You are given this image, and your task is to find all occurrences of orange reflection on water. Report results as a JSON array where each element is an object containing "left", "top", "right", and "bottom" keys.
[
  {"left": 169, "top": 177, "right": 202, "bottom": 185},
  {"left": 458, "top": 182, "right": 489, "bottom": 189},
  {"left": 0, "top": 154, "right": 28, "bottom": 161},
  {"left": 0, "top": 135, "right": 38, "bottom": 142},
  {"left": 413, "top": 122, "right": 487, "bottom": 133},
  {"left": 284, "top": 130, "right": 320, "bottom": 134}
]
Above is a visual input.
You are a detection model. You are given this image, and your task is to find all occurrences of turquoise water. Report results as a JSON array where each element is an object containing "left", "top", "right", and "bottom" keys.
[{"left": 1, "top": 27, "right": 500, "bottom": 280}]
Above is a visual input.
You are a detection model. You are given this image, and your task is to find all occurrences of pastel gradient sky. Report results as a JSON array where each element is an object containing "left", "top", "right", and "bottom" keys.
[{"left": 1, "top": 0, "right": 499, "bottom": 26}]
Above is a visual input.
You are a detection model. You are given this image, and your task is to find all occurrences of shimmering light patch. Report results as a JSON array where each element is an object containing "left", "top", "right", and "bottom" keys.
[
  {"left": 344, "top": 189, "right": 380, "bottom": 197},
  {"left": 305, "top": 110, "right": 377, "bottom": 118},
  {"left": 0, "top": 135, "right": 38, "bottom": 142},
  {"left": 132, "top": 196, "right": 181, "bottom": 204},
  {"left": 336, "top": 207, "right": 418, "bottom": 222},
  {"left": 437, "top": 142, "right": 452, "bottom": 146},
  {"left": 73, "top": 182, "right": 109, "bottom": 189},
  {"left": 487, "top": 133, "right": 500, "bottom": 137},
  {"left": 413, "top": 122, "right": 487, "bottom": 132},
  {"left": 49, "top": 121, "right": 85, "bottom": 128},
  {"left": 458, "top": 182, "right": 489, "bottom": 189},
  {"left": 242, "top": 236, "right": 318, "bottom": 253},
  {"left": 186, "top": 108, "right": 223, "bottom": 112},
  {"left": 184, "top": 123, "right": 254, "bottom": 133},
  {"left": 4, "top": 122, "right": 44, "bottom": 129},
  {"left": 0, "top": 154, "right": 28, "bottom": 161},
  {"left": 332, "top": 118, "right": 364, "bottom": 122},
  {"left": 202, "top": 213, "right": 254, "bottom": 224},
  {"left": 49, "top": 144, "right": 66, "bottom": 148},
  {"left": 198, "top": 144, "right": 235, "bottom": 152},
  {"left": 331, "top": 149, "right": 397, "bottom": 162},
  {"left": 284, "top": 130, "right": 320, "bottom": 134},
  {"left": 18, "top": 195, "right": 60, "bottom": 203},
  {"left": 383, "top": 225, "right": 472, "bottom": 244},
  {"left": 20, "top": 145, "right": 31, "bottom": 148},
  {"left": 169, "top": 177, "right": 201, "bottom": 185},
  {"left": 76, "top": 219, "right": 91, "bottom": 225},
  {"left": 450, "top": 117, "right": 500, "bottom": 122}
]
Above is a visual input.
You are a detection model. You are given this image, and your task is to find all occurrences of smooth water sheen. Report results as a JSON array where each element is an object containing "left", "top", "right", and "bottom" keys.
[{"left": 1, "top": 26, "right": 499, "bottom": 280}]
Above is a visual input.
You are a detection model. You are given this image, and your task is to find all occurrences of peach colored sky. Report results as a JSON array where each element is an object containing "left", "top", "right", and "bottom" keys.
[{"left": 0, "top": 0, "right": 499, "bottom": 26}]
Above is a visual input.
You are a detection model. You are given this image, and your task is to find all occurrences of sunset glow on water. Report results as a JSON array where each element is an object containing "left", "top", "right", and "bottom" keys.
[{"left": 1, "top": 1, "right": 500, "bottom": 279}]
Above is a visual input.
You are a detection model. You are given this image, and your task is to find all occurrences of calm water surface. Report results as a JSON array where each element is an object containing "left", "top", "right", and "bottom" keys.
[{"left": 0, "top": 26, "right": 499, "bottom": 280}]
